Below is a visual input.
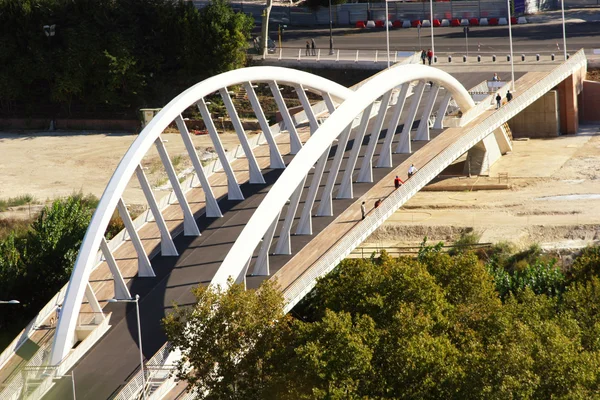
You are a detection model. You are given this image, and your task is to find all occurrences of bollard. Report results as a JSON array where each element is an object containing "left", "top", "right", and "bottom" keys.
[
  {"left": 434, "top": 55, "right": 437, "bottom": 63},
  {"left": 521, "top": 54, "right": 525, "bottom": 61},
  {"left": 463, "top": 55, "right": 467, "bottom": 62},
  {"left": 551, "top": 53, "right": 555, "bottom": 61},
  {"left": 492, "top": 54, "right": 496, "bottom": 62},
  {"left": 477, "top": 55, "right": 481, "bottom": 62},
  {"left": 536, "top": 53, "right": 540, "bottom": 61},
  {"left": 507, "top": 54, "right": 511, "bottom": 62},
  {"left": 448, "top": 55, "right": 452, "bottom": 63},
  {"left": 567, "top": 53, "right": 570, "bottom": 59}
]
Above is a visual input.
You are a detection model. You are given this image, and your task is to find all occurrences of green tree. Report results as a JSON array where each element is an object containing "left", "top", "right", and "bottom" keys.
[
  {"left": 162, "top": 279, "right": 286, "bottom": 399},
  {"left": 0, "top": 0, "right": 253, "bottom": 116}
]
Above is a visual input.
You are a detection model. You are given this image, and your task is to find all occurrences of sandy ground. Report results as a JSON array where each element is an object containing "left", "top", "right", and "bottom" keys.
[
  {"left": 369, "top": 125, "right": 600, "bottom": 249},
  {"left": 1, "top": 126, "right": 599, "bottom": 250},
  {"left": 0, "top": 130, "right": 244, "bottom": 216}
]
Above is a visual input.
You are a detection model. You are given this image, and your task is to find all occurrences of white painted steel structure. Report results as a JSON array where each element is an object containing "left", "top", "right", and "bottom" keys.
[
  {"left": 49, "top": 67, "right": 355, "bottom": 366},
  {"left": 49, "top": 63, "right": 472, "bottom": 369},
  {"left": 211, "top": 65, "right": 474, "bottom": 288},
  {"left": 3, "top": 52, "right": 583, "bottom": 400}
]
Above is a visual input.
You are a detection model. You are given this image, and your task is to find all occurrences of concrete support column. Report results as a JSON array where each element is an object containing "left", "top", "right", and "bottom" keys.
[
  {"left": 175, "top": 115, "right": 223, "bottom": 218},
  {"left": 243, "top": 82, "right": 286, "bottom": 169},
  {"left": 253, "top": 211, "right": 280, "bottom": 276},
  {"left": 557, "top": 73, "right": 581, "bottom": 134},
  {"left": 377, "top": 84, "right": 409, "bottom": 168},
  {"left": 197, "top": 99, "right": 244, "bottom": 200},
  {"left": 269, "top": 81, "right": 302, "bottom": 154},
  {"left": 433, "top": 91, "right": 452, "bottom": 129},
  {"left": 338, "top": 104, "right": 374, "bottom": 198},
  {"left": 316, "top": 124, "right": 352, "bottom": 217},
  {"left": 100, "top": 237, "right": 131, "bottom": 300},
  {"left": 219, "top": 88, "right": 265, "bottom": 184},
  {"left": 117, "top": 198, "right": 154, "bottom": 278},
  {"left": 415, "top": 84, "right": 439, "bottom": 141},
  {"left": 464, "top": 132, "right": 502, "bottom": 176},
  {"left": 274, "top": 177, "right": 306, "bottom": 254},
  {"left": 357, "top": 91, "right": 393, "bottom": 182},
  {"left": 294, "top": 84, "right": 320, "bottom": 134},
  {"left": 396, "top": 81, "right": 426, "bottom": 154}
]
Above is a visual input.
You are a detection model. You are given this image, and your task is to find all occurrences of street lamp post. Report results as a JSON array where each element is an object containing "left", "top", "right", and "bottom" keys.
[
  {"left": 430, "top": 0, "right": 435, "bottom": 63},
  {"left": 108, "top": 295, "right": 146, "bottom": 400},
  {"left": 328, "top": 0, "right": 334, "bottom": 55},
  {"left": 560, "top": 0, "right": 567, "bottom": 59},
  {"left": 506, "top": 0, "right": 515, "bottom": 91},
  {"left": 0, "top": 300, "right": 20, "bottom": 304},
  {"left": 385, "top": 0, "right": 390, "bottom": 68}
]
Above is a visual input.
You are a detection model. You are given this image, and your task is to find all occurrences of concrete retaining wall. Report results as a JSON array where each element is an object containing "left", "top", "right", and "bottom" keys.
[
  {"left": 579, "top": 80, "right": 600, "bottom": 123},
  {"left": 508, "top": 90, "right": 559, "bottom": 137}
]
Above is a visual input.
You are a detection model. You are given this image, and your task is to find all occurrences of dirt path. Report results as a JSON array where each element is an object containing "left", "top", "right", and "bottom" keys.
[
  {"left": 0, "top": 130, "right": 242, "bottom": 215},
  {"left": 369, "top": 125, "right": 600, "bottom": 249},
  {"left": 1, "top": 126, "right": 599, "bottom": 249}
]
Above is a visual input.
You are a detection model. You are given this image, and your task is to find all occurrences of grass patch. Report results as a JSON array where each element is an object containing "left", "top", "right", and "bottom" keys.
[
  {"left": 0, "top": 217, "right": 34, "bottom": 240},
  {"left": 0, "top": 194, "right": 36, "bottom": 212},
  {"left": 171, "top": 155, "right": 184, "bottom": 168}
]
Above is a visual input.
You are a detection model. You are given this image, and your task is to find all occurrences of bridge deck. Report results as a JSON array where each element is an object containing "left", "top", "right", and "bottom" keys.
[
  {"left": 272, "top": 72, "right": 549, "bottom": 300},
  {"left": 25, "top": 71, "right": 544, "bottom": 399}
]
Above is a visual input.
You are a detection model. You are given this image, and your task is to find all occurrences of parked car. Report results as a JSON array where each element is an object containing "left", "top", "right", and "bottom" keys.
[{"left": 253, "top": 36, "right": 277, "bottom": 53}]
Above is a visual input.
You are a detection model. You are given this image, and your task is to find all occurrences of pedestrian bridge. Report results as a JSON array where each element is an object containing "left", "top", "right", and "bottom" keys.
[{"left": 0, "top": 50, "right": 586, "bottom": 400}]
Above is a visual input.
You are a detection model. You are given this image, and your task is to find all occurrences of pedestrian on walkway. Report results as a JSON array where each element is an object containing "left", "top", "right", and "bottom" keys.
[
  {"left": 421, "top": 49, "right": 427, "bottom": 65},
  {"left": 394, "top": 175, "right": 404, "bottom": 189},
  {"left": 306, "top": 41, "right": 310, "bottom": 56},
  {"left": 492, "top": 73, "right": 500, "bottom": 81},
  {"left": 311, "top": 38, "right": 316, "bottom": 56},
  {"left": 495, "top": 92, "right": 502, "bottom": 109},
  {"left": 427, "top": 48, "right": 433, "bottom": 65},
  {"left": 506, "top": 90, "right": 513, "bottom": 102},
  {"left": 55, "top": 304, "right": 62, "bottom": 326},
  {"left": 374, "top": 199, "right": 382, "bottom": 208},
  {"left": 361, "top": 201, "right": 366, "bottom": 220},
  {"left": 408, "top": 164, "right": 417, "bottom": 178}
]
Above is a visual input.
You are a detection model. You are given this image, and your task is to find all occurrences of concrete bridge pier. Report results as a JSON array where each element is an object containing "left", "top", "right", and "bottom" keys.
[{"left": 557, "top": 65, "right": 586, "bottom": 134}]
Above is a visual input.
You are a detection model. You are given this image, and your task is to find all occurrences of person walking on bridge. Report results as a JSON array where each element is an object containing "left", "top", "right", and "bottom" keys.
[
  {"left": 427, "top": 49, "right": 433, "bottom": 65},
  {"left": 495, "top": 92, "right": 502, "bottom": 109},
  {"left": 421, "top": 49, "right": 427, "bottom": 65},
  {"left": 394, "top": 175, "right": 404, "bottom": 189},
  {"left": 506, "top": 90, "right": 513, "bottom": 102},
  {"left": 311, "top": 38, "right": 316, "bottom": 56},
  {"left": 408, "top": 164, "right": 417, "bottom": 178},
  {"left": 306, "top": 41, "right": 310, "bottom": 56},
  {"left": 361, "top": 201, "right": 366, "bottom": 220}
]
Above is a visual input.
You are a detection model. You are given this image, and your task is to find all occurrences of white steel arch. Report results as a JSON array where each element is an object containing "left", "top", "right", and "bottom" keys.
[
  {"left": 212, "top": 65, "right": 475, "bottom": 287},
  {"left": 50, "top": 67, "right": 355, "bottom": 365}
]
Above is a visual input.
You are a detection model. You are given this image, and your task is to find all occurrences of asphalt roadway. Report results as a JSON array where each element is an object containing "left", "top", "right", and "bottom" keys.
[
  {"left": 45, "top": 72, "right": 520, "bottom": 399},
  {"left": 268, "top": 19, "right": 600, "bottom": 55}
]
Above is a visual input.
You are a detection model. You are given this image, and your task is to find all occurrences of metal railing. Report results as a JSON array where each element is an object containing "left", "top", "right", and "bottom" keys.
[
  {"left": 111, "top": 342, "right": 175, "bottom": 400},
  {"left": 281, "top": 49, "right": 587, "bottom": 312},
  {"left": 349, "top": 243, "right": 493, "bottom": 258}
]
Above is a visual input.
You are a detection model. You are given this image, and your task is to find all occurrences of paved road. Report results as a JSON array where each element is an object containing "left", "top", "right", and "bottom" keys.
[
  {"left": 266, "top": 20, "right": 600, "bottom": 55},
  {"left": 44, "top": 72, "right": 517, "bottom": 399}
]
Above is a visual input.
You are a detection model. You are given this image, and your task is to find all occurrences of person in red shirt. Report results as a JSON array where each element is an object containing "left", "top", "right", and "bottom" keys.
[
  {"left": 394, "top": 175, "right": 404, "bottom": 189},
  {"left": 427, "top": 49, "right": 433, "bottom": 65}
]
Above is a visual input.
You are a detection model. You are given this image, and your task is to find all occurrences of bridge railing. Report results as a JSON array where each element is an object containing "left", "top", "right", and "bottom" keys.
[{"left": 281, "top": 49, "right": 586, "bottom": 311}]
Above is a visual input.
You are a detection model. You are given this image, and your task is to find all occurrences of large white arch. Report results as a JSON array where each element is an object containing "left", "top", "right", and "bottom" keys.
[
  {"left": 50, "top": 67, "right": 356, "bottom": 365},
  {"left": 212, "top": 65, "right": 474, "bottom": 287}
]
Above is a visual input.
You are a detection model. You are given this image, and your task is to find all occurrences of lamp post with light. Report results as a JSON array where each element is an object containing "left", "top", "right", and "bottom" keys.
[
  {"left": 506, "top": 0, "right": 515, "bottom": 91},
  {"left": 560, "top": 0, "right": 567, "bottom": 59},
  {"left": 108, "top": 295, "right": 146, "bottom": 400},
  {"left": 328, "top": 0, "right": 334, "bottom": 55},
  {"left": 0, "top": 300, "right": 20, "bottom": 304}
]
